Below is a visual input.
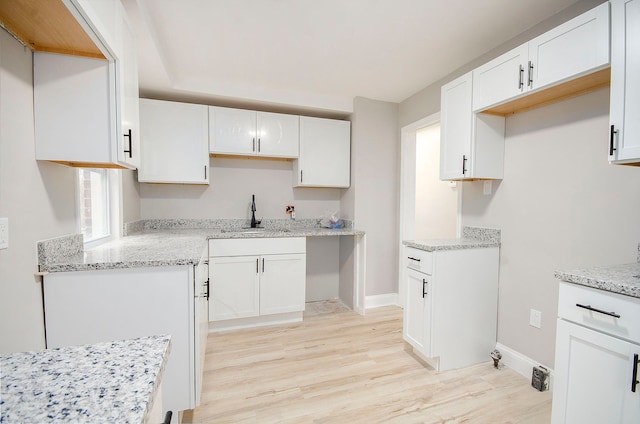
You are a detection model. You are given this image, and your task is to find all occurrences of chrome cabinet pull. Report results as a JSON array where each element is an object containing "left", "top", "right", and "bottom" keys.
[
  {"left": 518, "top": 65, "right": 524, "bottom": 89},
  {"left": 461, "top": 155, "right": 467, "bottom": 175},
  {"left": 407, "top": 257, "right": 421, "bottom": 262},
  {"left": 576, "top": 303, "right": 620, "bottom": 318},
  {"left": 527, "top": 61, "right": 534, "bottom": 87},
  {"left": 422, "top": 279, "right": 428, "bottom": 298}
]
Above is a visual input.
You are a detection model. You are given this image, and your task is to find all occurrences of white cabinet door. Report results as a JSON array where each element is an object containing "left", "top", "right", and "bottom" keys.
[
  {"left": 209, "top": 106, "right": 256, "bottom": 155},
  {"left": 403, "top": 269, "right": 431, "bottom": 354},
  {"left": 260, "top": 253, "right": 306, "bottom": 315},
  {"left": 552, "top": 319, "right": 640, "bottom": 424},
  {"left": 43, "top": 266, "right": 197, "bottom": 414},
  {"left": 440, "top": 72, "right": 505, "bottom": 181},
  {"left": 610, "top": 0, "right": 640, "bottom": 164},
  {"left": 256, "top": 112, "right": 299, "bottom": 158},
  {"left": 294, "top": 116, "right": 351, "bottom": 188},
  {"left": 529, "top": 2, "right": 609, "bottom": 92},
  {"left": 138, "top": 99, "right": 210, "bottom": 184},
  {"left": 473, "top": 43, "right": 528, "bottom": 111},
  {"left": 209, "top": 256, "right": 260, "bottom": 321},
  {"left": 210, "top": 107, "right": 299, "bottom": 158},
  {"left": 440, "top": 73, "right": 472, "bottom": 180},
  {"left": 117, "top": 6, "right": 140, "bottom": 168},
  {"left": 33, "top": 53, "right": 118, "bottom": 167}
]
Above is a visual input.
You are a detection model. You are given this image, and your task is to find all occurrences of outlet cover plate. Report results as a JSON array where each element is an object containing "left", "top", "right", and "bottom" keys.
[{"left": 529, "top": 309, "right": 541, "bottom": 328}]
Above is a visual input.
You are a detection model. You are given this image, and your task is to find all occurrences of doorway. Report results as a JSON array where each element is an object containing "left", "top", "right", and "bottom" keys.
[{"left": 398, "top": 113, "right": 461, "bottom": 307}]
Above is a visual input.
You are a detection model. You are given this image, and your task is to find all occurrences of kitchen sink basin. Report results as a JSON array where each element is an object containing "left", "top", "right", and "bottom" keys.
[{"left": 220, "top": 228, "right": 290, "bottom": 233}]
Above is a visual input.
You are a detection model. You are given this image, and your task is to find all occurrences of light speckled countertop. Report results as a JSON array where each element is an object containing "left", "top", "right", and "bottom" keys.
[
  {"left": 0, "top": 335, "right": 170, "bottom": 423},
  {"left": 403, "top": 226, "right": 501, "bottom": 252},
  {"left": 39, "top": 225, "right": 364, "bottom": 273},
  {"left": 555, "top": 263, "right": 640, "bottom": 299}
]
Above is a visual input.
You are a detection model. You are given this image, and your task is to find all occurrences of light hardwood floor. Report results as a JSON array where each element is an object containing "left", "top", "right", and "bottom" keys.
[{"left": 183, "top": 302, "right": 551, "bottom": 423}]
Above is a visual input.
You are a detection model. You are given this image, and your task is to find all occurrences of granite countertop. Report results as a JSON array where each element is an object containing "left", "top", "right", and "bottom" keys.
[
  {"left": 403, "top": 226, "right": 501, "bottom": 252},
  {"left": 0, "top": 335, "right": 171, "bottom": 423},
  {"left": 555, "top": 263, "right": 640, "bottom": 299},
  {"left": 38, "top": 219, "right": 364, "bottom": 273}
]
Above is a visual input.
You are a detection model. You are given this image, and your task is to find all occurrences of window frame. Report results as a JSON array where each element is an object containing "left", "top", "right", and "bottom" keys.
[{"left": 76, "top": 168, "right": 122, "bottom": 248}]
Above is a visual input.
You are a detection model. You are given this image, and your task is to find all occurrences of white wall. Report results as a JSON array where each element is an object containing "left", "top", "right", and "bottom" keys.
[
  {"left": 345, "top": 97, "right": 400, "bottom": 297},
  {"left": 0, "top": 30, "right": 77, "bottom": 353},
  {"left": 463, "top": 88, "right": 640, "bottom": 367},
  {"left": 414, "top": 124, "right": 458, "bottom": 239},
  {"left": 138, "top": 157, "right": 342, "bottom": 220}
]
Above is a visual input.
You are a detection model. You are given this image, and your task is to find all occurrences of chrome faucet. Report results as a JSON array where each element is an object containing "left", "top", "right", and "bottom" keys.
[{"left": 250, "top": 194, "right": 257, "bottom": 228}]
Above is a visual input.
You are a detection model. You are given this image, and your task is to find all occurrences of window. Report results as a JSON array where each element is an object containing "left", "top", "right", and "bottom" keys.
[{"left": 77, "top": 169, "right": 120, "bottom": 245}]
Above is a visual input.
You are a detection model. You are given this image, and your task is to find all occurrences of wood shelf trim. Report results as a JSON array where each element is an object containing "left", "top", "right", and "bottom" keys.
[
  {"left": 480, "top": 67, "right": 611, "bottom": 117},
  {"left": 0, "top": 0, "right": 104, "bottom": 59}
]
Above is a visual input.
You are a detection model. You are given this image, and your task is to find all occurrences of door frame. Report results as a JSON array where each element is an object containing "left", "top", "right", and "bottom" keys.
[{"left": 398, "top": 112, "right": 462, "bottom": 308}]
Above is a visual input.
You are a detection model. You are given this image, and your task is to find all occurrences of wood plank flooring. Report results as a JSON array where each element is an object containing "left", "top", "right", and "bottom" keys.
[{"left": 183, "top": 302, "right": 551, "bottom": 423}]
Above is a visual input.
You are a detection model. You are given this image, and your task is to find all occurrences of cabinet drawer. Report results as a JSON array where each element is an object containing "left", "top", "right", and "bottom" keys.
[
  {"left": 405, "top": 247, "right": 433, "bottom": 275},
  {"left": 209, "top": 237, "right": 306, "bottom": 257},
  {"left": 558, "top": 282, "right": 640, "bottom": 343}
]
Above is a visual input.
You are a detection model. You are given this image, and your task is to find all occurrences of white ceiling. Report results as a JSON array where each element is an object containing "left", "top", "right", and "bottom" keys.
[{"left": 125, "top": 0, "right": 582, "bottom": 114}]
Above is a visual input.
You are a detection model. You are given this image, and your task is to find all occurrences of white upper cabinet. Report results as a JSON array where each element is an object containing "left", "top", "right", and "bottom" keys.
[
  {"left": 609, "top": 0, "right": 640, "bottom": 164},
  {"left": 256, "top": 112, "right": 299, "bottom": 157},
  {"left": 209, "top": 106, "right": 299, "bottom": 158},
  {"left": 138, "top": 99, "right": 210, "bottom": 184},
  {"left": 440, "top": 72, "right": 505, "bottom": 181},
  {"left": 473, "top": 2, "right": 610, "bottom": 112},
  {"left": 34, "top": 0, "right": 139, "bottom": 169},
  {"left": 473, "top": 44, "right": 529, "bottom": 112},
  {"left": 294, "top": 116, "right": 351, "bottom": 188}
]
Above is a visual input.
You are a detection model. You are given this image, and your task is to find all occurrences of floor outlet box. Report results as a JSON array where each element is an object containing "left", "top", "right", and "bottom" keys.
[
  {"left": 531, "top": 365, "right": 550, "bottom": 391},
  {"left": 0, "top": 218, "right": 8, "bottom": 249}
]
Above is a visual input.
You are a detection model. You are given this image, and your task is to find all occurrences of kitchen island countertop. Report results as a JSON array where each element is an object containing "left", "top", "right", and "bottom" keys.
[
  {"left": 555, "top": 263, "right": 640, "bottom": 299},
  {"left": 0, "top": 335, "right": 171, "bottom": 423}
]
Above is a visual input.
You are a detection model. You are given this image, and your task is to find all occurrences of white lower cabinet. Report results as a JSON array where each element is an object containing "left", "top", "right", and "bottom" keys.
[
  {"left": 403, "top": 246, "right": 499, "bottom": 371},
  {"left": 208, "top": 238, "right": 306, "bottom": 326},
  {"left": 43, "top": 262, "right": 208, "bottom": 420},
  {"left": 552, "top": 282, "right": 640, "bottom": 423}
]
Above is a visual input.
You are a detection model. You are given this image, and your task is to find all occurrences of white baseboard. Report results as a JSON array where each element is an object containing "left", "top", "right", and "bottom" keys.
[
  {"left": 365, "top": 293, "right": 399, "bottom": 309},
  {"left": 495, "top": 342, "right": 554, "bottom": 390}
]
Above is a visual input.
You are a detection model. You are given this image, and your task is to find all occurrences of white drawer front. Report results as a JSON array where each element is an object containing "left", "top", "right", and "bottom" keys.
[
  {"left": 209, "top": 237, "right": 306, "bottom": 257},
  {"left": 558, "top": 282, "right": 640, "bottom": 343},
  {"left": 405, "top": 247, "right": 433, "bottom": 275}
]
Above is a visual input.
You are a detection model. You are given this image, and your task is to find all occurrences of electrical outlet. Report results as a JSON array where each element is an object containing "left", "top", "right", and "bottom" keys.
[
  {"left": 0, "top": 217, "right": 8, "bottom": 249},
  {"left": 530, "top": 309, "right": 542, "bottom": 328},
  {"left": 483, "top": 180, "right": 492, "bottom": 195}
]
